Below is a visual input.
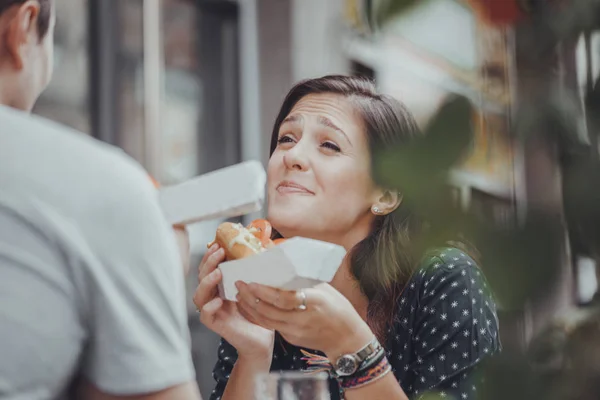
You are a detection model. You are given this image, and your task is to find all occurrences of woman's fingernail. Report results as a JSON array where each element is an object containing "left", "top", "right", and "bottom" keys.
[
  {"left": 236, "top": 293, "right": 241, "bottom": 301},
  {"left": 235, "top": 281, "right": 243, "bottom": 290},
  {"left": 210, "top": 243, "right": 218, "bottom": 252}
]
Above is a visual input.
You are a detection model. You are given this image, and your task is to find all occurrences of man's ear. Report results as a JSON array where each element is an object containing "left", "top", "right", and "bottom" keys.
[
  {"left": 3, "top": 1, "right": 40, "bottom": 70},
  {"left": 370, "top": 189, "right": 402, "bottom": 216}
]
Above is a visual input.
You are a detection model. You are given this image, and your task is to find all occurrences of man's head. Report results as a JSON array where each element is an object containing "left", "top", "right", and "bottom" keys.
[{"left": 0, "top": 0, "right": 54, "bottom": 111}]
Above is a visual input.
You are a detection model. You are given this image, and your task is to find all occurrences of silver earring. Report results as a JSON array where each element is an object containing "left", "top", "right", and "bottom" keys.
[{"left": 372, "top": 206, "right": 382, "bottom": 215}]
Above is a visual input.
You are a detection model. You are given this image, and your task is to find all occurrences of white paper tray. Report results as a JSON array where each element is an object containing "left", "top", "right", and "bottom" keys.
[{"left": 217, "top": 237, "right": 347, "bottom": 300}]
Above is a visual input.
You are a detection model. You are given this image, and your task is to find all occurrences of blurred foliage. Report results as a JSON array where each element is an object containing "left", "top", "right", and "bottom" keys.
[
  {"left": 563, "top": 72, "right": 600, "bottom": 259},
  {"left": 515, "top": 0, "right": 600, "bottom": 63},
  {"left": 375, "top": 96, "right": 473, "bottom": 199},
  {"left": 371, "top": 0, "right": 423, "bottom": 28},
  {"left": 373, "top": 95, "right": 563, "bottom": 310},
  {"left": 369, "top": 0, "right": 600, "bottom": 303},
  {"left": 369, "top": 0, "right": 600, "bottom": 399}
]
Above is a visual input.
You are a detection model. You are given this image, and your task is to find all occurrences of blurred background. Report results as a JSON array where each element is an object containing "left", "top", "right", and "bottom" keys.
[{"left": 32, "top": 0, "right": 600, "bottom": 398}]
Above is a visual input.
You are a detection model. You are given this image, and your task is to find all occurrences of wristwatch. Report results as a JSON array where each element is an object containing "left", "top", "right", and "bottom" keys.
[{"left": 332, "top": 337, "right": 381, "bottom": 377}]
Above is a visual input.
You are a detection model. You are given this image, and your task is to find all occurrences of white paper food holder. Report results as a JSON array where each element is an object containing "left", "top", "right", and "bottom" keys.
[
  {"left": 218, "top": 237, "right": 347, "bottom": 301},
  {"left": 158, "top": 160, "right": 266, "bottom": 225}
]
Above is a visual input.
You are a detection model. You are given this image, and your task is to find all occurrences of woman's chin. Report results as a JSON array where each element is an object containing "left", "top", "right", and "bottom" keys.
[
  {"left": 267, "top": 211, "right": 310, "bottom": 238},
  {"left": 268, "top": 220, "right": 301, "bottom": 239}
]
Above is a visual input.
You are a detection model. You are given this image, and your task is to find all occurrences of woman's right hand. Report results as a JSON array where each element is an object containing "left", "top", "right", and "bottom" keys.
[{"left": 193, "top": 244, "right": 274, "bottom": 359}]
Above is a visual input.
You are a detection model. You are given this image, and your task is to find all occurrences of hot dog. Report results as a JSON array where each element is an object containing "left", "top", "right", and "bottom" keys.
[
  {"left": 247, "top": 219, "right": 273, "bottom": 247},
  {"left": 209, "top": 222, "right": 265, "bottom": 259},
  {"left": 207, "top": 219, "right": 284, "bottom": 260}
]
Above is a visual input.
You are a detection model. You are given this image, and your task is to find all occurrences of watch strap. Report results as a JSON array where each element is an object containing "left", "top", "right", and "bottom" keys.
[
  {"left": 353, "top": 337, "right": 381, "bottom": 364},
  {"left": 357, "top": 344, "right": 384, "bottom": 371},
  {"left": 333, "top": 337, "right": 381, "bottom": 376}
]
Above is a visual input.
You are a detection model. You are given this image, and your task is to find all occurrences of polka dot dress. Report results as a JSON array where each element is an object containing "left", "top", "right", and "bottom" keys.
[{"left": 210, "top": 247, "right": 501, "bottom": 400}]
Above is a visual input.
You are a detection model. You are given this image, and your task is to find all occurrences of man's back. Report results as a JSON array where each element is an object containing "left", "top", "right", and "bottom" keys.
[{"left": 0, "top": 106, "right": 197, "bottom": 399}]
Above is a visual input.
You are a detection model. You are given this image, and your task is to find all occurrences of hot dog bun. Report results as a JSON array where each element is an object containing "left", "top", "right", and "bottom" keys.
[
  {"left": 207, "top": 219, "right": 286, "bottom": 260},
  {"left": 214, "top": 222, "right": 264, "bottom": 260}
]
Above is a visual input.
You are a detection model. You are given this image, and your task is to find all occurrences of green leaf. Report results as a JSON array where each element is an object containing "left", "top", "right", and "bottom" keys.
[
  {"left": 372, "top": 95, "right": 473, "bottom": 201},
  {"left": 469, "top": 213, "right": 564, "bottom": 310}
]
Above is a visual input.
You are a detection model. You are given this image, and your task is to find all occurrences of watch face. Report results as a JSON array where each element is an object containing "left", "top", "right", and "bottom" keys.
[{"left": 336, "top": 355, "right": 358, "bottom": 376}]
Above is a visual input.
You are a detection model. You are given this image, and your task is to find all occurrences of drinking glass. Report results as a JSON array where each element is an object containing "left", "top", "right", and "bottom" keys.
[{"left": 254, "top": 371, "right": 330, "bottom": 400}]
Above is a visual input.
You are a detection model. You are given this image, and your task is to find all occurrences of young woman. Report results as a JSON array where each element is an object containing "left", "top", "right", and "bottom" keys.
[{"left": 194, "top": 75, "right": 500, "bottom": 400}]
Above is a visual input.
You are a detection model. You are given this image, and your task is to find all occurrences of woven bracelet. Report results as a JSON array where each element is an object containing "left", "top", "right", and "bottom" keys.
[{"left": 339, "top": 354, "right": 392, "bottom": 390}]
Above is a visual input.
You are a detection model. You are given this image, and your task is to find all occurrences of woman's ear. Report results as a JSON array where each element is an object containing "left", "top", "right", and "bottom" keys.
[{"left": 371, "top": 190, "right": 402, "bottom": 216}]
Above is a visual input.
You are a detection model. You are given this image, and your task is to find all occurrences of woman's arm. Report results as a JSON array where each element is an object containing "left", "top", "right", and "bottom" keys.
[
  {"left": 194, "top": 246, "right": 275, "bottom": 400},
  {"left": 236, "top": 282, "right": 413, "bottom": 399},
  {"left": 341, "top": 374, "right": 408, "bottom": 399},
  {"left": 235, "top": 250, "right": 500, "bottom": 399},
  {"left": 209, "top": 338, "right": 274, "bottom": 400},
  {"left": 328, "top": 250, "right": 500, "bottom": 400},
  {"left": 221, "top": 354, "right": 271, "bottom": 400},
  {"left": 323, "top": 334, "right": 409, "bottom": 400}
]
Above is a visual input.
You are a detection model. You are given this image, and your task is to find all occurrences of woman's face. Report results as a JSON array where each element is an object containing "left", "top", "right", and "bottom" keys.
[{"left": 267, "top": 93, "right": 379, "bottom": 248}]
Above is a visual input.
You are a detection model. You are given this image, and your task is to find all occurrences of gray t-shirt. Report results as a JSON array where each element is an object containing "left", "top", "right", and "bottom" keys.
[{"left": 0, "top": 106, "right": 195, "bottom": 399}]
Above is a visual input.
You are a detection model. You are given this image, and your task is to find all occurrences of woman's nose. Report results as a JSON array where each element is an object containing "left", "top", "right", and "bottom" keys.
[{"left": 283, "top": 142, "right": 309, "bottom": 171}]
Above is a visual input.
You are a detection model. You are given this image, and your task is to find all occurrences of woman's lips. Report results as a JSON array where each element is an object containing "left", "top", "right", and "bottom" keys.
[{"left": 276, "top": 181, "right": 314, "bottom": 195}]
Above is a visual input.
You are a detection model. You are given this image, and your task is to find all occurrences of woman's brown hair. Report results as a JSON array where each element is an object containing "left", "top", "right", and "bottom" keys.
[{"left": 269, "top": 75, "right": 422, "bottom": 342}]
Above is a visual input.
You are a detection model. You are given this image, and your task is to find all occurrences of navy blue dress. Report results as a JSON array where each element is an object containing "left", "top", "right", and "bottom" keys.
[{"left": 210, "top": 247, "right": 501, "bottom": 399}]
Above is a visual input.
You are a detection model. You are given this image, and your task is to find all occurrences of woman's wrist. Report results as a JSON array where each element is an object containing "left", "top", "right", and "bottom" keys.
[
  {"left": 223, "top": 351, "right": 273, "bottom": 400},
  {"left": 337, "top": 348, "right": 390, "bottom": 388},
  {"left": 323, "top": 323, "right": 374, "bottom": 362},
  {"left": 237, "top": 350, "right": 273, "bottom": 369}
]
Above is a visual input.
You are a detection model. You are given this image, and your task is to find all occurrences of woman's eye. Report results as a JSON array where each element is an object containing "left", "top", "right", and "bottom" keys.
[
  {"left": 277, "top": 135, "right": 294, "bottom": 145},
  {"left": 322, "top": 142, "right": 341, "bottom": 152}
]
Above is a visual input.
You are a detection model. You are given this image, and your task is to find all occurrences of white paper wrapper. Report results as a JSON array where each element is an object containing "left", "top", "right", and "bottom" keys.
[
  {"left": 217, "top": 237, "right": 347, "bottom": 301},
  {"left": 158, "top": 160, "right": 266, "bottom": 225}
]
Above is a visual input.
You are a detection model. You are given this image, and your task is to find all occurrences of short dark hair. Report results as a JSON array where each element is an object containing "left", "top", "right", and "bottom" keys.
[
  {"left": 0, "top": 0, "right": 52, "bottom": 40},
  {"left": 269, "top": 75, "right": 422, "bottom": 342}
]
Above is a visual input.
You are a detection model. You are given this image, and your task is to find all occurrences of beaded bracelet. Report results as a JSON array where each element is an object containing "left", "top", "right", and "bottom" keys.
[{"left": 338, "top": 353, "right": 392, "bottom": 390}]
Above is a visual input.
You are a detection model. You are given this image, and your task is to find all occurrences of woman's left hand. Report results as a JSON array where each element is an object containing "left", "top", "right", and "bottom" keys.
[{"left": 236, "top": 281, "right": 374, "bottom": 361}]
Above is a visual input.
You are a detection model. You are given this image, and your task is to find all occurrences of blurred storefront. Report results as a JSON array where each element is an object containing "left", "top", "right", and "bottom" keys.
[
  {"left": 34, "top": 0, "right": 91, "bottom": 133},
  {"left": 343, "top": 0, "right": 517, "bottom": 220},
  {"left": 37, "top": 0, "right": 244, "bottom": 186}
]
